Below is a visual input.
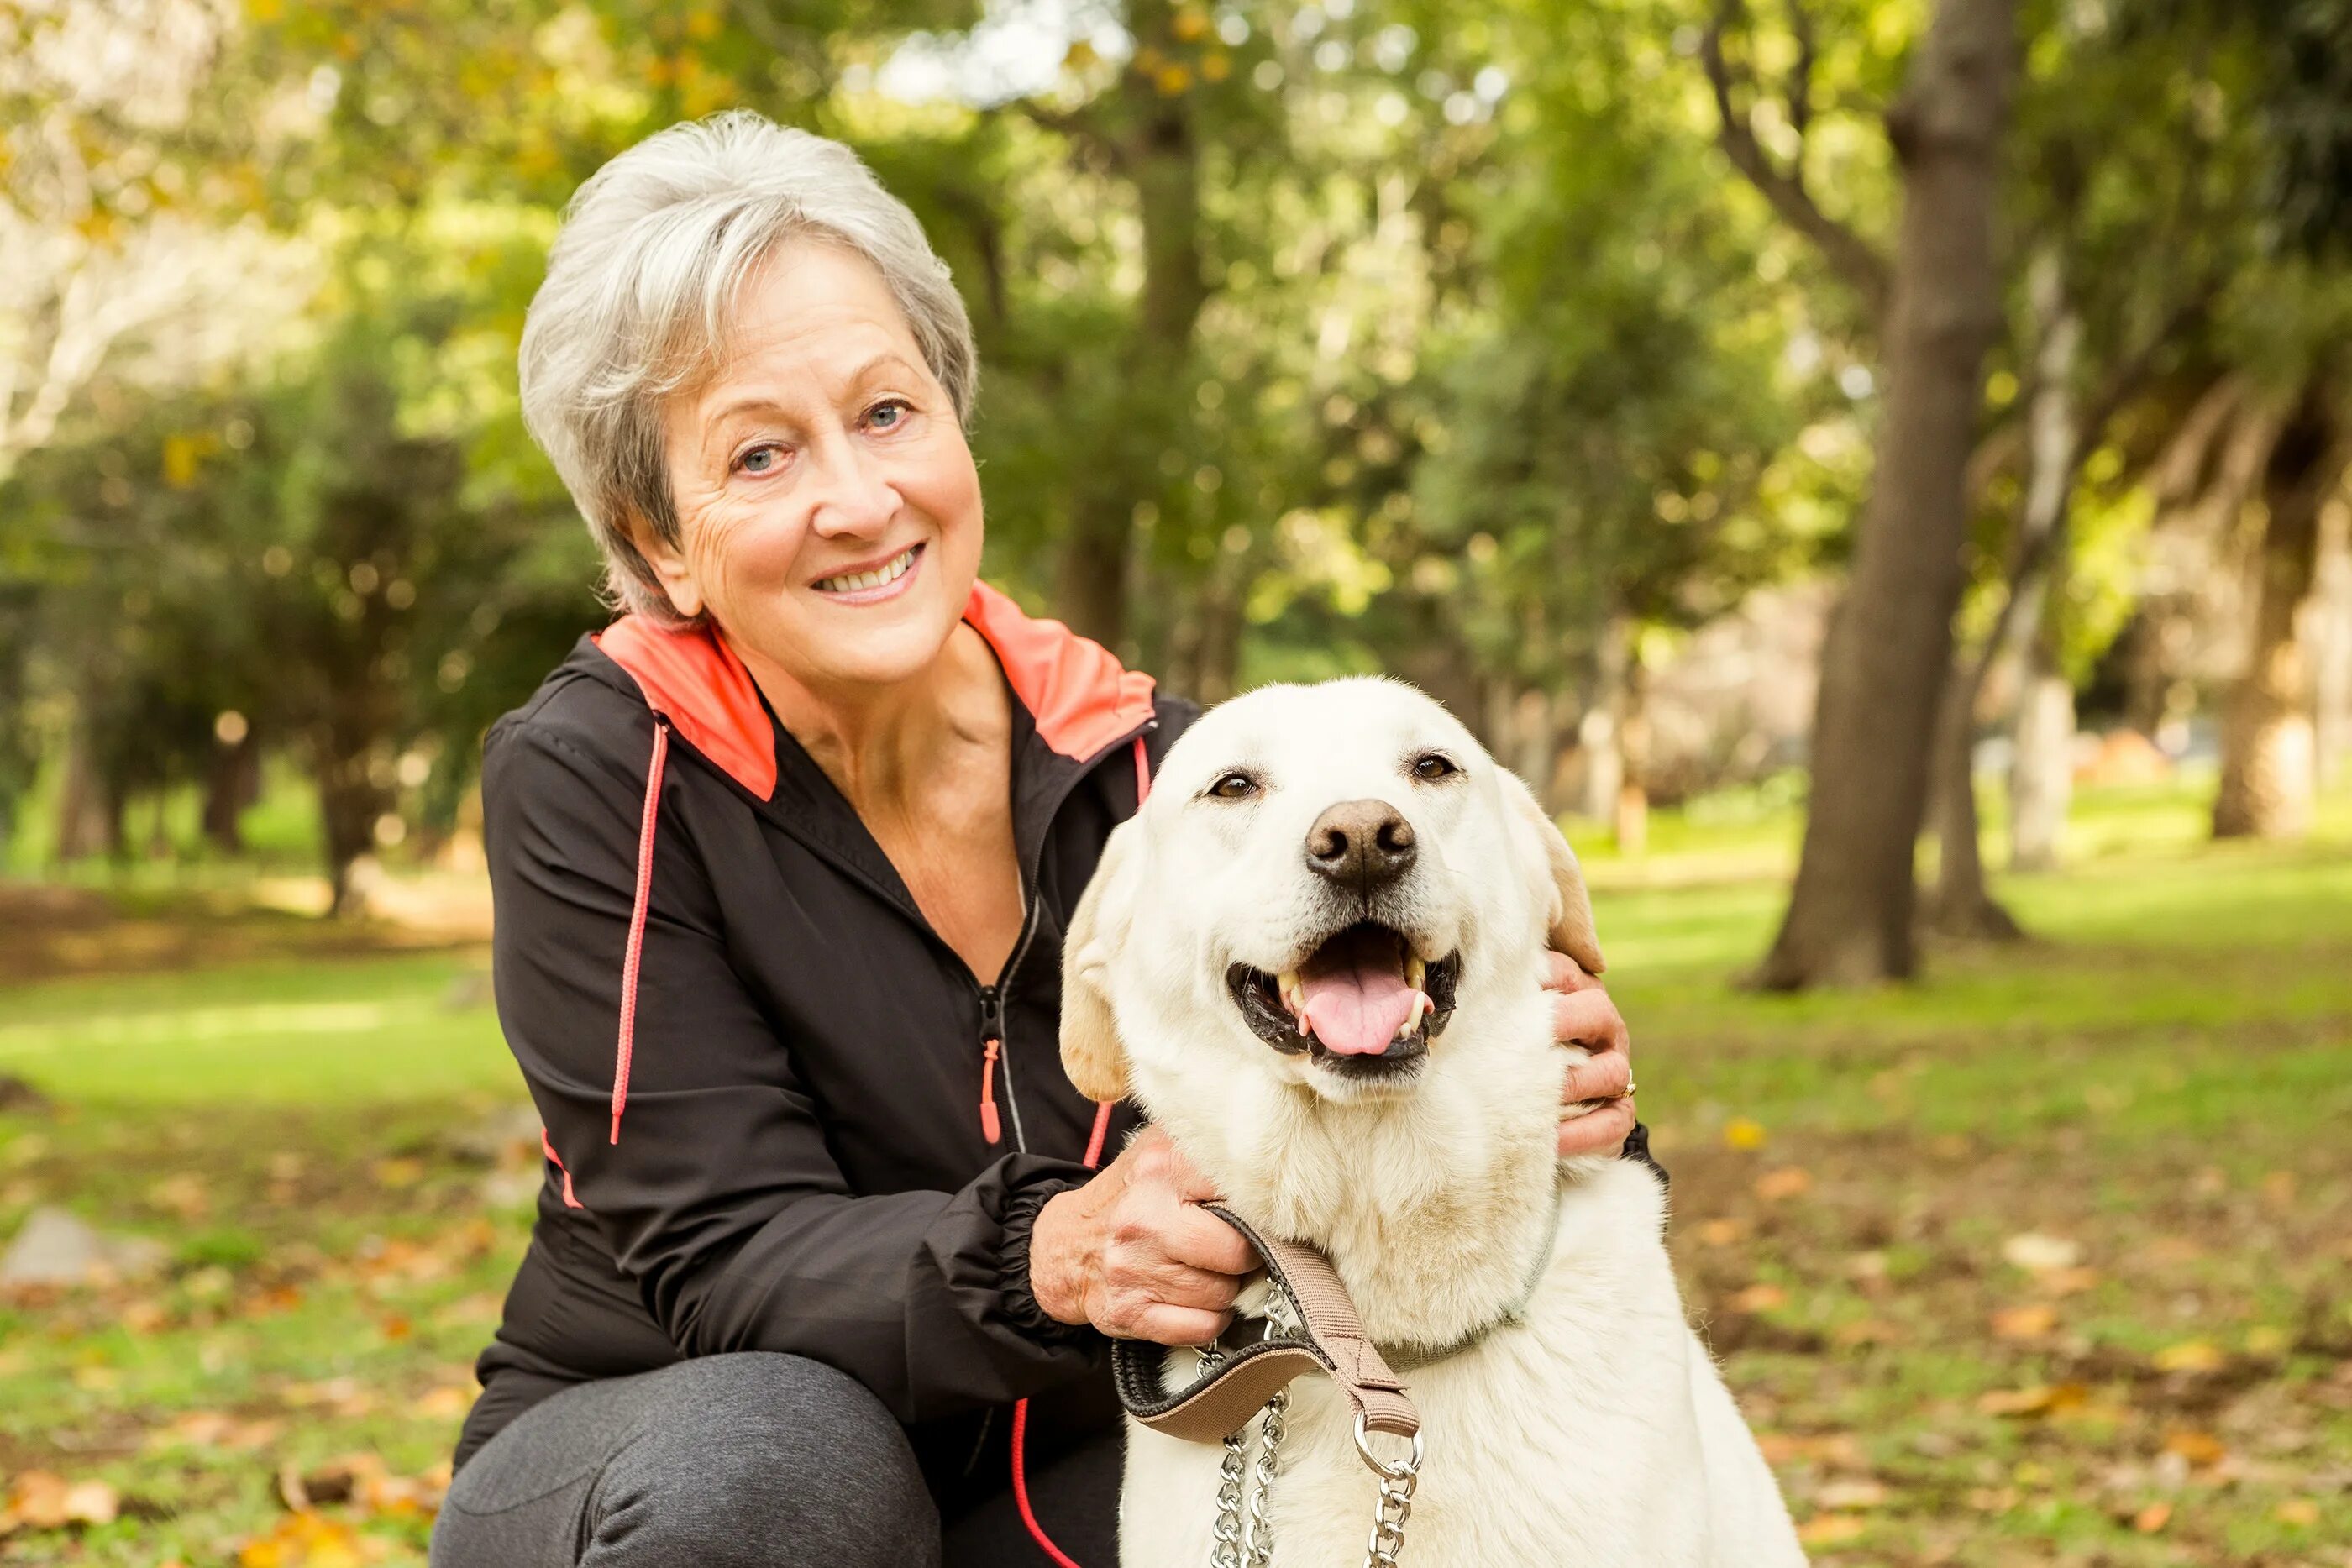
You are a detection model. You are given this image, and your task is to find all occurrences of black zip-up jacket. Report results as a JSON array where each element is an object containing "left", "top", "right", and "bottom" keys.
[
  {"left": 459, "top": 584, "right": 1173, "bottom": 1506},
  {"left": 459, "top": 582, "right": 1663, "bottom": 1532}
]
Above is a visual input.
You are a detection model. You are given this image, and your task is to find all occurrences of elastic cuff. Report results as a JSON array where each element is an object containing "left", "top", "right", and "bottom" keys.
[{"left": 997, "top": 1176, "right": 1096, "bottom": 1347}]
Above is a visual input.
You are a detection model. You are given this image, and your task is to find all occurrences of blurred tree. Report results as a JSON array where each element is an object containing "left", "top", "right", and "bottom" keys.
[{"left": 1707, "top": 0, "right": 2021, "bottom": 987}]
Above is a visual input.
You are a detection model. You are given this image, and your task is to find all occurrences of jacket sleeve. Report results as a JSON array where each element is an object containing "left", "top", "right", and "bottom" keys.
[{"left": 483, "top": 712, "right": 1099, "bottom": 1423}]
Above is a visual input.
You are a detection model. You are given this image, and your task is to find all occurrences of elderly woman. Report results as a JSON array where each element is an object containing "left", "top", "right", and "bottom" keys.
[{"left": 429, "top": 111, "right": 1648, "bottom": 1568}]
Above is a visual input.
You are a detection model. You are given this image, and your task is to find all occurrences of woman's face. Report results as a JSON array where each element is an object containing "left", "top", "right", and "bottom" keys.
[{"left": 640, "top": 239, "right": 981, "bottom": 695}]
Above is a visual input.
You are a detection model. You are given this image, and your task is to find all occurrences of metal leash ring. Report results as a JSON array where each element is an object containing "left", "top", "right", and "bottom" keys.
[{"left": 1352, "top": 1411, "right": 1425, "bottom": 1481}]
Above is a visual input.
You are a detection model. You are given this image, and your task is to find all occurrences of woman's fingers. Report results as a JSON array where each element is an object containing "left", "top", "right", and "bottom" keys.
[
  {"left": 1558, "top": 1093, "right": 1637, "bottom": 1158},
  {"left": 1166, "top": 1204, "right": 1259, "bottom": 1277},
  {"left": 1552, "top": 987, "right": 1630, "bottom": 1056},
  {"left": 1129, "top": 1303, "right": 1232, "bottom": 1347},
  {"left": 1561, "top": 1046, "right": 1630, "bottom": 1105},
  {"left": 1541, "top": 949, "right": 1604, "bottom": 994},
  {"left": 1545, "top": 952, "right": 1636, "bottom": 1158}
]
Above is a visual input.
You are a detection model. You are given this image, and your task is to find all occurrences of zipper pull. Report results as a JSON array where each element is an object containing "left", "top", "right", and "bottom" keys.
[
  {"left": 979, "top": 1038, "right": 1003, "bottom": 1145},
  {"left": 978, "top": 987, "right": 1005, "bottom": 1146}
]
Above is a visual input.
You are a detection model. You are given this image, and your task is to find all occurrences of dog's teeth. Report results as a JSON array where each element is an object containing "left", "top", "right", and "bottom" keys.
[
  {"left": 1404, "top": 955, "right": 1425, "bottom": 992},
  {"left": 1394, "top": 990, "right": 1434, "bottom": 1041},
  {"left": 1277, "top": 971, "right": 1302, "bottom": 1015}
]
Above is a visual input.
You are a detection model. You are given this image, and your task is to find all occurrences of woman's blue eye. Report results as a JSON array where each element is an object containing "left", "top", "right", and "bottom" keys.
[
  {"left": 869, "top": 400, "right": 909, "bottom": 431},
  {"left": 738, "top": 446, "right": 779, "bottom": 474}
]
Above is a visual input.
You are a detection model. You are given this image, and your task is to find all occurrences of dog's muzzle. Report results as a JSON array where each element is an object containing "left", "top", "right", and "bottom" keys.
[{"left": 1226, "top": 921, "right": 1460, "bottom": 1079}]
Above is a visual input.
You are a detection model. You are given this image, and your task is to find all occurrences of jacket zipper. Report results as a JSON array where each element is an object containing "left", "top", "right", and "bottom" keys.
[{"left": 974, "top": 890, "right": 1046, "bottom": 1151}]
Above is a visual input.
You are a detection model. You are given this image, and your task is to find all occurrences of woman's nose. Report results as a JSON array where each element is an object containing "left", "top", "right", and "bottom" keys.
[{"left": 805, "top": 440, "right": 900, "bottom": 538}]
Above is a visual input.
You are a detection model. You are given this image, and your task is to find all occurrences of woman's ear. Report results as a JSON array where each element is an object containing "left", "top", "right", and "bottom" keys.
[
  {"left": 1060, "top": 821, "right": 1141, "bottom": 1103},
  {"left": 627, "top": 511, "right": 706, "bottom": 621},
  {"left": 1499, "top": 770, "right": 1605, "bottom": 976}
]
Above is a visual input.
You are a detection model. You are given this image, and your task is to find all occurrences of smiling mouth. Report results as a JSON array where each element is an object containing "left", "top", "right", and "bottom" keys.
[
  {"left": 813, "top": 543, "right": 921, "bottom": 595},
  {"left": 1226, "top": 922, "right": 1461, "bottom": 1080}
]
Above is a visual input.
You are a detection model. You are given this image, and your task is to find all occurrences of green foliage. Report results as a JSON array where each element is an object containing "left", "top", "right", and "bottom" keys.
[{"left": 2, "top": 0, "right": 2346, "bottom": 890}]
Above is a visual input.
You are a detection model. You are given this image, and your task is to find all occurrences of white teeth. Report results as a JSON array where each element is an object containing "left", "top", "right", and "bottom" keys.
[
  {"left": 817, "top": 547, "right": 916, "bottom": 594},
  {"left": 1404, "top": 955, "right": 1425, "bottom": 992},
  {"left": 1278, "top": 971, "right": 1302, "bottom": 1014},
  {"left": 1394, "top": 990, "right": 1433, "bottom": 1041}
]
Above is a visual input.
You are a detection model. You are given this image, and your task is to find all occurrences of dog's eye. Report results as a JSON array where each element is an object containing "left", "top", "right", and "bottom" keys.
[
  {"left": 1207, "top": 771, "right": 1260, "bottom": 801},
  {"left": 1410, "top": 752, "right": 1460, "bottom": 783}
]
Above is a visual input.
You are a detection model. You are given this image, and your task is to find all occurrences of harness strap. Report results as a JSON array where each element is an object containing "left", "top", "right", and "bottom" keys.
[{"left": 1113, "top": 1204, "right": 1420, "bottom": 1445}]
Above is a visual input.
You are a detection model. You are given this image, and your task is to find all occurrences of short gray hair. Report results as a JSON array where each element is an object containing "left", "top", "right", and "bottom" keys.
[{"left": 519, "top": 110, "right": 978, "bottom": 622}]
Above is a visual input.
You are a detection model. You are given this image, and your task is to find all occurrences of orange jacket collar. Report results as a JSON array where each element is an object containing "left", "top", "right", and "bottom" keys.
[{"left": 591, "top": 582, "right": 1158, "bottom": 801}]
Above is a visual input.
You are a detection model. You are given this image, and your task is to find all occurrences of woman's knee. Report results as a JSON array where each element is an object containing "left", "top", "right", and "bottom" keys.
[{"left": 585, "top": 1354, "right": 938, "bottom": 1568}]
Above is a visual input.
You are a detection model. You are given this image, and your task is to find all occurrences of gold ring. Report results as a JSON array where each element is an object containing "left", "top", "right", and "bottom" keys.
[{"left": 1624, "top": 1078, "right": 1638, "bottom": 1098}]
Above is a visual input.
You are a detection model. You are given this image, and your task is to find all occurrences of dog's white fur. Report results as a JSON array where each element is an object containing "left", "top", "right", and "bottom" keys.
[{"left": 1061, "top": 678, "right": 1805, "bottom": 1567}]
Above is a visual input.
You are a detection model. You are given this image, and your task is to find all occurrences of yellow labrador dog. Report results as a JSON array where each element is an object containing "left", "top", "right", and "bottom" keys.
[{"left": 1061, "top": 678, "right": 1804, "bottom": 1567}]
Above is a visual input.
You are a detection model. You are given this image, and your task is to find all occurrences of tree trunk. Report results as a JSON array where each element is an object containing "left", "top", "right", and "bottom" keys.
[
  {"left": 1756, "top": 0, "right": 2016, "bottom": 989},
  {"left": 318, "top": 753, "right": 386, "bottom": 918},
  {"left": 202, "top": 726, "right": 260, "bottom": 855},
  {"left": 1053, "top": 0, "right": 1208, "bottom": 649},
  {"left": 2213, "top": 385, "right": 2339, "bottom": 839},
  {"left": 54, "top": 711, "right": 125, "bottom": 861},
  {"left": 1927, "top": 244, "right": 2075, "bottom": 936},
  {"left": 2008, "top": 627, "right": 2074, "bottom": 871}
]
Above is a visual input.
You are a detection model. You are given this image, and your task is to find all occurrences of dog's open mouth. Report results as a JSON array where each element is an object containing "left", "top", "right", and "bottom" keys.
[{"left": 1226, "top": 923, "right": 1461, "bottom": 1078}]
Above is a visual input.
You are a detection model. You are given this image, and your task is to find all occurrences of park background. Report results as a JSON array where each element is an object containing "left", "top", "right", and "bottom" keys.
[{"left": 3, "top": 0, "right": 2350, "bottom": 1563}]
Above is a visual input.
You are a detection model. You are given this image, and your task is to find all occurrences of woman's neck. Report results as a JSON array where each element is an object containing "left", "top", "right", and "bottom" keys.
[{"left": 737, "top": 621, "right": 1006, "bottom": 813}]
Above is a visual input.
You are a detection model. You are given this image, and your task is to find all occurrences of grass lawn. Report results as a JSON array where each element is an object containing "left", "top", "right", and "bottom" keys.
[{"left": 3, "top": 780, "right": 2349, "bottom": 1565}]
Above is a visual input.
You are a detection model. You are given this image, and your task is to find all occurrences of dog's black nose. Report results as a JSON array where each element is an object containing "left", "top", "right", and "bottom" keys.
[{"left": 1305, "top": 799, "right": 1417, "bottom": 890}]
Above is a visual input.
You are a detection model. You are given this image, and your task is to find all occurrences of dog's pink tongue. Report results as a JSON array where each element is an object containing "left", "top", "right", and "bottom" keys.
[{"left": 1299, "top": 965, "right": 1420, "bottom": 1056}]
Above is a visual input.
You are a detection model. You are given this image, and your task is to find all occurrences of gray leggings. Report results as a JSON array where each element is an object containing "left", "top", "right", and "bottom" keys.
[{"left": 428, "top": 1354, "right": 1120, "bottom": 1567}]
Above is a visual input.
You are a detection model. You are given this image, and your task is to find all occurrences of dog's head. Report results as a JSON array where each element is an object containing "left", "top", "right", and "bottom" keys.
[{"left": 1061, "top": 678, "right": 1601, "bottom": 1109}]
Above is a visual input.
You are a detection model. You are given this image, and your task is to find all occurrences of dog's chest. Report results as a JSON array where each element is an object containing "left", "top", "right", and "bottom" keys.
[{"left": 1121, "top": 1169, "right": 1711, "bottom": 1568}]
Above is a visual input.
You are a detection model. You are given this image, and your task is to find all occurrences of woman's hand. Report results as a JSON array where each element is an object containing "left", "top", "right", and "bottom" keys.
[
  {"left": 1029, "top": 1126, "right": 1257, "bottom": 1345},
  {"left": 1546, "top": 951, "right": 1636, "bottom": 1157}
]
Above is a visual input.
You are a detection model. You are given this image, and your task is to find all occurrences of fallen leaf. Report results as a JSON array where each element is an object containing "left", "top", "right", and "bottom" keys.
[
  {"left": 1977, "top": 1382, "right": 2088, "bottom": 1419},
  {"left": 3, "top": 1471, "right": 118, "bottom": 1529},
  {"left": 2274, "top": 1497, "right": 2319, "bottom": 1526},
  {"left": 2001, "top": 1232, "right": 2081, "bottom": 1272},
  {"left": 235, "top": 1508, "right": 373, "bottom": 1566},
  {"left": 2244, "top": 1324, "right": 2290, "bottom": 1356},
  {"left": 1754, "top": 1167, "right": 1813, "bottom": 1202},
  {"left": 413, "top": 1385, "right": 475, "bottom": 1419},
  {"left": 1730, "top": 1283, "right": 1788, "bottom": 1313},
  {"left": 1723, "top": 1117, "right": 1768, "bottom": 1151},
  {"left": 1695, "top": 1218, "right": 1746, "bottom": 1247},
  {"left": 2153, "top": 1339, "right": 2224, "bottom": 1374},
  {"left": 2132, "top": 1500, "right": 2171, "bottom": 1534},
  {"left": 1797, "top": 1514, "right": 1866, "bottom": 1545},
  {"left": 2160, "top": 1429, "right": 2225, "bottom": 1466},
  {"left": 1992, "top": 1304, "right": 2058, "bottom": 1340}
]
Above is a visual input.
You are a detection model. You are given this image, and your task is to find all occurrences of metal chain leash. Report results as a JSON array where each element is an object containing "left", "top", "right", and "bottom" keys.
[
  {"left": 1200, "top": 1282, "right": 1429, "bottom": 1568},
  {"left": 1355, "top": 1415, "right": 1424, "bottom": 1568},
  {"left": 1204, "top": 1338, "right": 1247, "bottom": 1568},
  {"left": 1241, "top": 1386, "right": 1287, "bottom": 1568}
]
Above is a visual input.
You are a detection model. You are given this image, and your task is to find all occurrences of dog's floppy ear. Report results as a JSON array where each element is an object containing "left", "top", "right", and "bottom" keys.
[
  {"left": 1059, "top": 819, "right": 1141, "bottom": 1103},
  {"left": 1499, "top": 770, "right": 1605, "bottom": 976}
]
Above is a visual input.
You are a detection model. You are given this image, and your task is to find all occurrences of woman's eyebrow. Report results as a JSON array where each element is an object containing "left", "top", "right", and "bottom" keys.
[{"left": 849, "top": 350, "right": 928, "bottom": 385}]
